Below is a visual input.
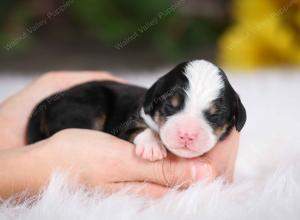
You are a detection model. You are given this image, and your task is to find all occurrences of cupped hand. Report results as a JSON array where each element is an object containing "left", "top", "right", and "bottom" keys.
[
  {"left": 0, "top": 71, "right": 125, "bottom": 148},
  {"left": 0, "top": 71, "right": 240, "bottom": 198},
  {"left": 30, "top": 129, "right": 203, "bottom": 198}
]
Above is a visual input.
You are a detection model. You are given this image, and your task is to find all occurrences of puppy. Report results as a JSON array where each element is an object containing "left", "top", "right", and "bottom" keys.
[{"left": 27, "top": 60, "right": 246, "bottom": 161}]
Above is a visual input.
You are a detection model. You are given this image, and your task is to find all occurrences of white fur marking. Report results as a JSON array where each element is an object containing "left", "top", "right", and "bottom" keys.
[
  {"left": 183, "top": 60, "right": 224, "bottom": 115},
  {"left": 133, "top": 128, "right": 167, "bottom": 161},
  {"left": 140, "top": 108, "right": 159, "bottom": 132}
]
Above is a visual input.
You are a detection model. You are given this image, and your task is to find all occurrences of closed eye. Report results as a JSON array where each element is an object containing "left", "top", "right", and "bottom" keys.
[
  {"left": 162, "top": 102, "right": 176, "bottom": 115},
  {"left": 205, "top": 111, "right": 226, "bottom": 126},
  {"left": 161, "top": 98, "right": 182, "bottom": 116},
  {"left": 207, "top": 113, "right": 220, "bottom": 123}
]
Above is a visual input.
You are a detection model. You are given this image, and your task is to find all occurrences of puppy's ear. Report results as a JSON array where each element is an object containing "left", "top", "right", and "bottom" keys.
[
  {"left": 143, "top": 80, "right": 161, "bottom": 115},
  {"left": 143, "top": 61, "right": 188, "bottom": 115},
  {"left": 218, "top": 67, "right": 246, "bottom": 131},
  {"left": 234, "top": 93, "right": 246, "bottom": 131}
]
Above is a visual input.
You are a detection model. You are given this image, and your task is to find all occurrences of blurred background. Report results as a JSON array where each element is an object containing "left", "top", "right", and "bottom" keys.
[
  {"left": 0, "top": 0, "right": 300, "bottom": 101},
  {"left": 1, "top": 0, "right": 299, "bottom": 73}
]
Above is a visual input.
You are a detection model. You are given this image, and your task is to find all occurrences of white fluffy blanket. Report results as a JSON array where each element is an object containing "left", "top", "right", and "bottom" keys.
[{"left": 0, "top": 70, "right": 300, "bottom": 219}]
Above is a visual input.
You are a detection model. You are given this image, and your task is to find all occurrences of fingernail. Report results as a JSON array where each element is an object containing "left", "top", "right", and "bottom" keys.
[{"left": 192, "top": 163, "right": 213, "bottom": 181}]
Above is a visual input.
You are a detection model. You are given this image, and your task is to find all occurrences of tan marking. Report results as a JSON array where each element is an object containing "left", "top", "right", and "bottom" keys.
[
  {"left": 40, "top": 112, "right": 50, "bottom": 136},
  {"left": 154, "top": 111, "right": 165, "bottom": 127},
  {"left": 214, "top": 124, "right": 229, "bottom": 138},
  {"left": 93, "top": 114, "right": 107, "bottom": 130},
  {"left": 209, "top": 105, "right": 217, "bottom": 114},
  {"left": 135, "top": 120, "right": 148, "bottom": 129},
  {"left": 170, "top": 95, "right": 180, "bottom": 108}
]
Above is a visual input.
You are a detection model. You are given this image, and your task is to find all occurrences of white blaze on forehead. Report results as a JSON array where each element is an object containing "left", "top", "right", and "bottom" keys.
[{"left": 183, "top": 60, "right": 224, "bottom": 114}]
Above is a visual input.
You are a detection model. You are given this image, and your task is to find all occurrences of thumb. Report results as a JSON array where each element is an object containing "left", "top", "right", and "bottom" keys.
[
  {"left": 126, "top": 153, "right": 216, "bottom": 188},
  {"left": 96, "top": 132, "right": 216, "bottom": 188}
]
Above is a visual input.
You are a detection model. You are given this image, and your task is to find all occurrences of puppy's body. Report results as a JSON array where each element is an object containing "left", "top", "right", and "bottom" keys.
[
  {"left": 27, "top": 81, "right": 147, "bottom": 144},
  {"left": 27, "top": 60, "right": 246, "bottom": 161}
]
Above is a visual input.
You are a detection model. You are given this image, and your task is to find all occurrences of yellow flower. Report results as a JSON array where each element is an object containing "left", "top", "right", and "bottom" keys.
[{"left": 218, "top": 0, "right": 300, "bottom": 69}]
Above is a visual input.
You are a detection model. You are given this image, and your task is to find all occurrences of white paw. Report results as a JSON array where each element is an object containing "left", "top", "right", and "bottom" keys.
[
  {"left": 135, "top": 141, "right": 167, "bottom": 161},
  {"left": 133, "top": 129, "right": 167, "bottom": 161}
]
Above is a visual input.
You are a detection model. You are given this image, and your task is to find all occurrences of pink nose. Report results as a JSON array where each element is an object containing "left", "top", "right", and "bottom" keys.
[{"left": 178, "top": 131, "right": 198, "bottom": 144}]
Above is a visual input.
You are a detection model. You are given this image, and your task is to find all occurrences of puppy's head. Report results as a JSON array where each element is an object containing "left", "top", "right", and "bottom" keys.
[{"left": 141, "top": 60, "right": 246, "bottom": 158}]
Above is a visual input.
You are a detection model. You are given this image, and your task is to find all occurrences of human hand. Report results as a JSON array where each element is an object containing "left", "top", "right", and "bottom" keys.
[
  {"left": 20, "top": 128, "right": 211, "bottom": 198},
  {"left": 0, "top": 71, "right": 125, "bottom": 148},
  {"left": 0, "top": 71, "right": 240, "bottom": 199}
]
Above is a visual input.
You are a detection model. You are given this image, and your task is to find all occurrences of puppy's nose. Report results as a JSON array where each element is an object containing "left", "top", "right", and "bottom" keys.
[{"left": 178, "top": 131, "right": 198, "bottom": 144}]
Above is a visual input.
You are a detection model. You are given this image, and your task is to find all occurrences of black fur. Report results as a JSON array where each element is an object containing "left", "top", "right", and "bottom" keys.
[
  {"left": 143, "top": 62, "right": 188, "bottom": 117},
  {"left": 203, "top": 68, "right": 246, "bottom": 140},
  {"left": 27, "top": 81, "right": 147, "bottom": 144},
  {"left": 27, "top": 61, "right": 246, "bottom": 146}
]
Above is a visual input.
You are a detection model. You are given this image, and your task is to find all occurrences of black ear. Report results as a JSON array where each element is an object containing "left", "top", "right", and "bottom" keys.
[
  {"left": 143, "top": 80, "right": 161, "bottom": 115},
  {"left": 234, "top": 93, "right": 246, "bottom": 131},
  {"left": 143, "top": 61, "right": 188, "bottom": 115}
]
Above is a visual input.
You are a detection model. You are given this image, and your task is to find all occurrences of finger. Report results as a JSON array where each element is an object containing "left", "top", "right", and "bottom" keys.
[
  {"left": 201, "top": 128, "right": 240, "bottom": 180},
  {"left": 6, "top": 72, "right": 127, "bottom": 139},
  {"left": 53, "top": 71, "right": 126, "bottom": 85},
  {"left": 8, "top": 71, "right": 125, "bottom": 112},
  {"left": 33, "top": 71, "right": 126, "bottom": 94},
  {"left": 108, "top": 182, "right": 169, "bottom": 199},
  {"left": 59, "top": 130, "right": 216, "bottom": 189},
  {"left": 121, "top": 146, "right": 216, "bottom": 187}
]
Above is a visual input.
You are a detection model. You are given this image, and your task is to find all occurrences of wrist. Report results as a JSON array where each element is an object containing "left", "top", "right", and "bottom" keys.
[{"left": 0, "top": 141, "right": 52, "bottom": 199}]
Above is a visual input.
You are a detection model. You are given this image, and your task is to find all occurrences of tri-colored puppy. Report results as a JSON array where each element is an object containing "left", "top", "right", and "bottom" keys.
[{"left": 27, "top": 60, "right": 246, "bottom": 161}]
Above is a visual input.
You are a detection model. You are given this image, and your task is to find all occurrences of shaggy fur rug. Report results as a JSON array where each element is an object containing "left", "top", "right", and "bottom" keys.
[{"left": 0, "top": 69, "right": 300, "bottom": 219}]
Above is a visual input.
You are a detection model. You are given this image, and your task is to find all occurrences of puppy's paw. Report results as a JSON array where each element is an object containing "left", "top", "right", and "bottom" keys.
[
  {"left": 133, "top": 129, "right": 167, "bottom": 161},
  {"left": 135, "top": 142, "right": 167, "bottom": 161}
]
